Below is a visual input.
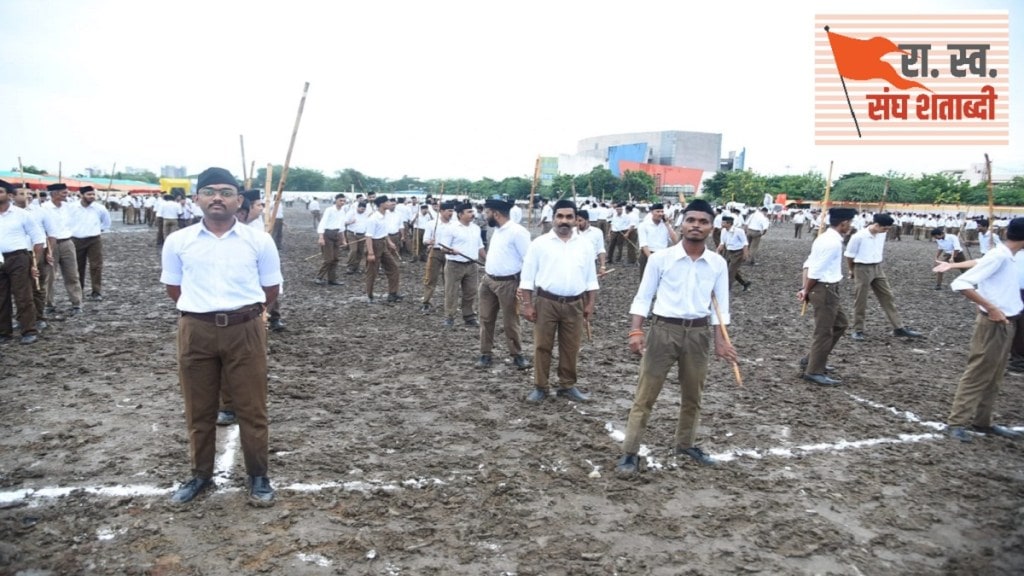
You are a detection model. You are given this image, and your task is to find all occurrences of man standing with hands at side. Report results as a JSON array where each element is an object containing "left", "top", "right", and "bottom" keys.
[
  {"left": 476, "top": 198, "right": 531, "bottom": 369},
  {"left": 161, "top": 167, "right": 282, "bottom": 507},
  {"left": 615, "top": 200, "right": 737, "bottom": 473},
  {"left": 520, "top": 200, "right": 599, "bottom": 403}
]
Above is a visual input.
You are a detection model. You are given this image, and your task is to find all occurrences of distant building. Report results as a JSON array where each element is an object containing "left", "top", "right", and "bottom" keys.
[
  {"left": 161, "top": 165, "right": 187, "bottom": 178},
  {"left": 577, "top": 130, "right": 722, "bottom": 176}
]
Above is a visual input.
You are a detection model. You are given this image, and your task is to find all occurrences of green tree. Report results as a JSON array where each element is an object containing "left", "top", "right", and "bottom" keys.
[
  {"left": 621, "top": 170, "right": 656, "bottom": 201},
  {"left": 584, "top": 166, "right": 619, "bottom": 201},
  {"left": 721, "top": 170, "right": 764, "bottom": 205},
  {"left": 701, "top": 171, "right": 729, "bottom": 201},
  {"left": 11, "top": 165, "right": 48, "bottom": 175}
]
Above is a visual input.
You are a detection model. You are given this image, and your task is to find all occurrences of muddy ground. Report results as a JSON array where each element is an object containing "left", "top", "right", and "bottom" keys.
[{"left": 1, "top": 206, "right": 1022, "bottom": 575}]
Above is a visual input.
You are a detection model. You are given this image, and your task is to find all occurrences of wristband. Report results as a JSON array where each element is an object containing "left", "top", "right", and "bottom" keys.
[{"left": 628, "top": 330, "right": 644, "bottom": 338}]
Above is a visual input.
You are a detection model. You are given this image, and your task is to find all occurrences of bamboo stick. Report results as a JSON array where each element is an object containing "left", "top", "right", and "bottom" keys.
[
  {"left": 266, "top": 82, "right": 310, "bottom": 235},
  {"left": 802, "top": 161, "right": 833, "bottom": 316}
]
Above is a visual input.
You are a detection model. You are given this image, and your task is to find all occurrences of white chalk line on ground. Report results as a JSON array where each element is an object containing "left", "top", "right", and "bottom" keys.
[{"left": 3, "top": 393, "right": 1021, "bottom": 506}]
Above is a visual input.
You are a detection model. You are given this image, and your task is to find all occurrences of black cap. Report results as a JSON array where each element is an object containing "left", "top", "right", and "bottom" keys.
[
  {"left": 47, "top": 183, "right": 67, "bottom": 192},
  {"left": 873, "top": 213, "right": 894, "bottom": 227},
  {"left": 242, "top": 190, "right": 262, "bottom": 202},
  {"left": 80, "top": 186, "right": 95, "bottom": 193},
  {"left": 1007, "top": 218, "right": 1024, "bottom": 241},
  {"left": 196, "top": 167, "right": 238, "bottom": 190},
  {"left": 577, "top": 209, "right": 590, "bottom": 220},
  {"left": 440, "top": 200, "right": 457, "bottom": 210},
  {"left": 828, "top": 207, "right": 857, "bottom": 226},
  {"left": 0, "top": 179, "right": 14, "bottom": 193},
  {"left": 650, "top": 203, "right": 664, "bottom": 211},
  {"left": 484, "top": 198, "right": 512, "bottom": 213},
  {"left": 374, "top": 195, "right": 389, "bottom": 206},
  {"left": 455, "top": 202, "right": 473, "bottom": 213}
]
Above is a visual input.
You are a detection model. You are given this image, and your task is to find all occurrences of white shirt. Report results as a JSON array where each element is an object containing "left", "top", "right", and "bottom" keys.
[
  {"left": 414, "top": 209, "right": 436, "bottom": 230},
  {"left": 346, "top": 209, "right": 369, "bottom": 234},
  {"left": 484, "top": 220, "right": 531, "bottom": 276},
  {"left": 423, "top": 218, "right": 449, "bottom": 246},
  {"left": 42, "top": 201, "right": 74, "bottom": 239},
  {"left": 844, "top": 227, "right": 886, "bottom": 264},
  {"left": 520, "top": 231, "right": 599, "bottom": 297},
  {"left": 509, "top": 204, "right": 523, "bottom": 224},
  {"left": 792, "top": 212, "right": 806, "bottom": 225},
  {"left": 539, "top": 204, "right": 553, "bottom": 223},
  {"left": 25, "top": 203, "right": 59, "bottom": 239},
  {"left": 629, "top": 243, "right": 730, "bottom": 325},
  {"left": 637, "top": 218, "right": 671, "bottom": 251},
  {"left": 67, "top": 201, "right": 112, "bottom": 238},
  {"left": 0, "top": 205, "right": 45, "bottom": 252},
  {"left": 157, "top": 199, "right": 182, "bottom": 219},
  {"left": 627, "top": 210, "right": 640, "bottom": 227},
  {"left": 365, "top": 210, "right": 389, "bottom": 240},
  {"left": 317, "top": 204, "right": 347, "bottom": 233},
  {"left": 951, "top": 244, "right": 1023, "bottom": 317},
  {"left": 746, "top": 211, "right": 770, "bottom": 232},
  {"left": 579, "top": 226, "right": 606, "bottom": 257},
  {"left": 805, "top": 228, "right": 845, "bottom": 283},
  {"left": 437, "top": 219, "right": 483, "bottom": 263},
  {"left": 978, "top": 230, "right": 1002, "bottom": 255},
  {"left": 610, "top": 210, "right": 631, "bottom": 232},
  {"left": 307, "top": 198, "right": 321, "bottom": 212},
  {"left": 720, "top": 226, "right": 748, "bottom": 251},
  {"left": 160, "top": 219, "right": 283, "bottom": 313},
  {"left": 935, "top": 235, "right": 962, "bottom": 255},
  {"left": 385, "top": 209, "right": 403, "bottom": 235}
]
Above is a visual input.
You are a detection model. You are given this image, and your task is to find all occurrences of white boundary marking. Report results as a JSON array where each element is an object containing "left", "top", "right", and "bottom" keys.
[{"left": 2, "top": 393, "right": 1020, "bottom": 505}]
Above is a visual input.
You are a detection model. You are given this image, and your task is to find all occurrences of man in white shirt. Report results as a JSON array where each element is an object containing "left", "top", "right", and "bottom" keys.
[
  {"left": 421, "top": 200, "right": 454, "bottom": 313},
  {"left": 538, "top": 199, "right": 553, "bottom": 234},
  {"left": 314, "top": 194, "right": 348, "bottom": 286},
  {"left": 970, "top": 219, "right": 1002, "bottom": 256},
  {"left": 13, "top": 186, "right": 58, "bottom": 329},
  {"left": 476, "top": 198, "right": 531, "bottom": 369},
  {"left": 364, "top": 196, "right": 401, "bottom": 303},
  {"left": 0, "top": 179, "right": 46, "bottom": 344},
  {"left": 157, "top": 194, "right": 182, "bottom": 246},
  {"left": 41, "top": 183, "right": 84, "bottom": 314},
  {"left": 932, "top": 227, "right": 965, "bottom": 290},
  {"left": 520, "top": 200, "right": 599, "bottom": 404},
  {"left": 412, "top": 203, "right": 435, "bottom": 261},
  {"left": 575, "top": 210, "right": 607, "bottom": 273},
  {"left": 437, "top": 202, "right": 485, "bottom": 328},
  {"left": 797, "top": 207, "right": 856, "bottom": 386},
  {"left": 843, "top": 213, "right": 923, "bottom": 341},
  {"left": 792, "top": 209, "right": 806, "bottom": 239},
  {"left": 716, "top": 216, "right": 751, "bottom": 291},
  {"left": 344, "top": 202, "right": 370, "bottom": 275},
  {"left": 637, "top": 203, "right": 677, "bottom": 277},
  {"left": 940, "top": 218, "right": 1024, "bottom": 442},
  {"left": 68, "top": 186, "right": 112, "bottom": 300},
  {"left": 307, "top": 196, "right": 321, "bottom": 229},
  {"left": 615, "top": 200, "right": 737, "bottom": 473},
  {"left": 509, "top": 201, "right": 523, "bottom": 225},
  {"left": 744, "top": 207, "right": 771, "bottom": 265}
]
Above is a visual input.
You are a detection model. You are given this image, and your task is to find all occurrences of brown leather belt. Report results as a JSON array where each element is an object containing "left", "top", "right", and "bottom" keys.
[
  {"left": 182, "top": 304, "right": 263, "bottom": 327},
  {"left": 1, "top": 249, "right": 29, "bottom": 257},
  {"left": 536, "top": 287, "right": 582, "bottom": 303},
  {"left": 653, "top": 314, "right": 709, "bottom": 327},
  {"left": 488, "top": 273, "right": 520, "bottom": 282}
]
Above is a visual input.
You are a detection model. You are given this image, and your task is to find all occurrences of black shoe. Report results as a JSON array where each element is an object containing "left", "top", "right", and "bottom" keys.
[
  {"left": 526, "top": 388, "right": 547, "bottom": 403},
  {"left": 327, "top": 280, "right": 344, "bottom": 286},
  {"left": 386, "top": 293, "right": 404, "bottom": 303},
  {"left": 88, "top": 292, "right": 103, "bottom": 301},
  {"left": 44, "top": 306, "right": 57, "bottom": 315},
  {"left": 934, "top": 284, "right": 943, "bottom": 290},
  {"left": 268, "top": 319, "right": 286, "bottom": 332},
  {"left": 19, "top": 334, "right": 38, "bottom": 345},
  {"left": 69, "top": 306, "right": 82, "bottom": 315},
  {"left": 615, "top": 454, "right": 640, "bottom": 474},
  {"left": 442, "top": 318, "right": 454, "bottom": 329},
  {"left": 970, "top": 424, "right": 1022, "bottom": 439},
  {"left": 419, "top": 303, "right": 431, "bottom": 314},
  {"left": 475, "top": 354, "right": 492, "bottom": 369},
  {"left": 892, "top": 327, "right": 924, "bottom": 338},
  {"left": 247, "top": 476, "right": 275, "bottom": 507},
  {"left": 947, "top": 426, "right": 973, "bottom": 443},
  {"left": 345, "top": 268, "right": 359, "bottom": 275},
  {"left": 36, "top": 320, "right": 48, "bottom": 331},
  {"left": 464, "top": 318, "right": 480, "bottom": 327},
  {"left": 675, "top": 446, "right": 716, "bottom": 466},
  {"left": 0, "top": 334, "right": 12, "bottom": 344},
  {"left": 803, "top": 373, "right": 841, "bottom": 386},
  {"left": 170, "top": 476, "right": 213, "bottom": 504},
  {"left": 216, "top": 410, "right": 237, "bottom": 426},
  {"left": 512, "top": 355, "right": 530, "bottom": 370},
  {"left": 556, "top": 387, "right": 591, "bottom": 402},
  {"left": 313, "top": 278, "right": 327, "bottom": 285},
  {"left": 799, "top": 357, "right": 837, "bottom": 373},
  {"left": 850, "top": 331, "right": 866, "bottom": 341},
  {"left": 742, "top": 281, "right": 751, "bottom": 292}
]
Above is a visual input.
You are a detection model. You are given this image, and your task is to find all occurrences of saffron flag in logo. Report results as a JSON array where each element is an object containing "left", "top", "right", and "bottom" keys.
[
  {"left": 825, "top": 27, "right": 930, "bottom": 92},
  {"left": 815, "top": 13, "right": 1008, "bottom": 145}
]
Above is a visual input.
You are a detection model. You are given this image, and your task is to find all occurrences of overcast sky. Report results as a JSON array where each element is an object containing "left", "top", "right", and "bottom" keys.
[{"left": 1, "top": 0, "right": 1019, "bottom": 182}]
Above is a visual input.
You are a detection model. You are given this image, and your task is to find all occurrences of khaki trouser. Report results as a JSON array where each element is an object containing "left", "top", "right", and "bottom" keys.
[
  {"left": 1014, "top": 290, "right": 1024, "bottom": 360},
  {"left": 622, "top": 318, "right": 711, "bottom": 453},
  {"left": 421, "top": 248, "right": 445, "bottom": 304},
  {"left": 608, "top": 230, "right": 628, "bottom": 263},
  {"left": 346, "top": 232, "right": 366, "bottom": 272},
  {"left": 33, "top": 250, "right": 51, "bottom": 321},
  {"left": 851, "top": 263, "right": 903, "bottom": 332},
  {"left": 444, "top": 260, "right": 478, "bottom": 321},
  {"left": 532, "top": 294, "right": 583, "bottom": 390},
  {"left": 46, "top": 239, "right": 82, "bottom": 308},
  {"left": 725, "top": 249, "right": 748, "bottom": 288},
  {"left": 272, "top": 220, "right": 284, "bottom": 250},
  {"left": 365, "top": 238, "right": 399, "bottom": 296},
  {"left": 161, "top": 218, "right": 178, "bottom": 246},
  {"left": 316, "top": 230, "right": 341, "bottom": 282},
  {"left": 478, "top": 274, "right": 521, "bottom": 356},
  {"left": 935, "top": 252, "right": 966, "bottom": 286},
  {"left": 177, "top": 312, "right": 269, "bottom": 478},
  {"left": 804, "top": 282, "right": 848, "bottom": 375},
  {"left": 948, "top": 313, "right": 1016, "bottom": 428},
  {"left": 746, "top": 230, "right": 764, "bottom": 262},
  {"left": 0, "top": 251, "right": 38, "bottom": 337},
  {"left": 72, "top": 235, "right": 103, "bottom": 296},
  {"left": 793, "top": 222, "right": 803, "bottom": 238}
]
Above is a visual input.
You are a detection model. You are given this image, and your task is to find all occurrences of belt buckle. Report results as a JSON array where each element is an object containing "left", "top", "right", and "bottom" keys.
[
  {"left": 214, "top": 313, "right": 229, "bottom": 327},
  {"left": 682, "top": 318, "right": 695, "bottom": 327}
]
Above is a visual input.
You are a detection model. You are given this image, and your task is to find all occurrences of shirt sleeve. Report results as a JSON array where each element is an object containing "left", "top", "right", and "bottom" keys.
[
  {"left": 843, "top": 234, "right": 861, "bottom": 258},
  {"left": 519, "top": 239, "right": 539, "bottom": 291},
  {"left": 628, "top": 254, "right": 660, "bottom": 316},
  {"left": 951, "top": 251, "right": 1000, "bottom": 292},
  {"left": 257, "top": 233, "right": 284, "bottom": 287},
  {"left": 711, "top": 258, "right": 730, "bottom": 325},
  {"left": 160, "top": 235, "right": 183, "bottom": 285}
]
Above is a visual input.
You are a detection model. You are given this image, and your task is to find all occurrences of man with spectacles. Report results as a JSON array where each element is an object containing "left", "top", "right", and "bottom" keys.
[{"left": 161, "top": 167, "right": 282, "bottom": 507}]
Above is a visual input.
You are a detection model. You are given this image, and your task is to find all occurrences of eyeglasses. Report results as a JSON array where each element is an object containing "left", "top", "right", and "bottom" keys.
[{"left": 198, "top": 187, "right": 238, "bottom": 198}]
